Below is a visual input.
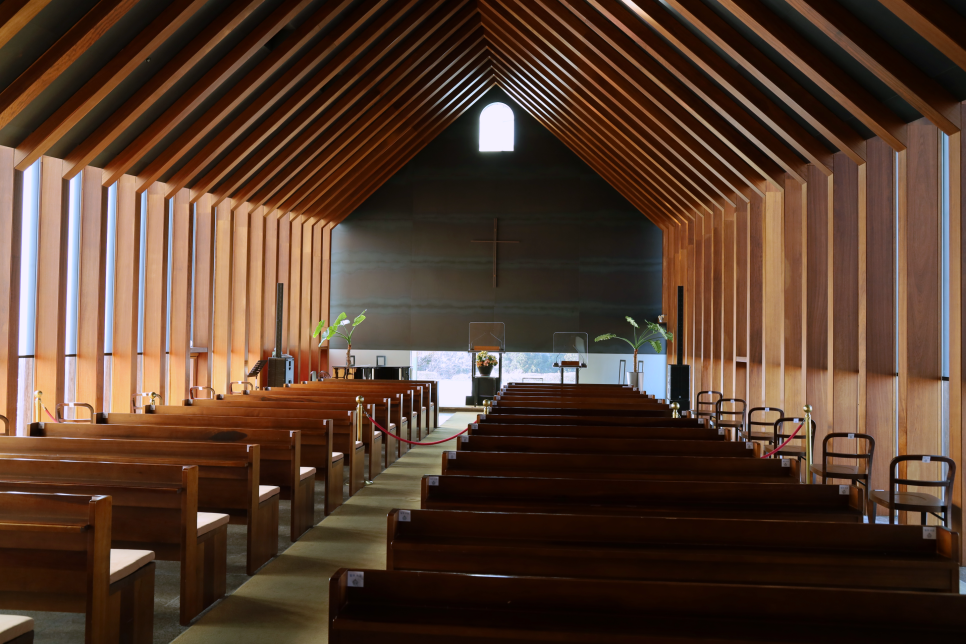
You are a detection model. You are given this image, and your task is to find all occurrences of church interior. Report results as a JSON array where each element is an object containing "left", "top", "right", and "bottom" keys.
[{"left": 0, "top": 0, "right": 966, "bottom": 642}]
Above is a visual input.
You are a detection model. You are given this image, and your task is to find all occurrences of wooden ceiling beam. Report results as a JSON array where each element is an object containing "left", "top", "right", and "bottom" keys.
[
  {"left": 483, "top": 9, "right": 726, "bottom": 210},
  {"left": 143, "top": 0, "right": 385, "bottom": 195},
  {"left": 176, "top": 0, "right": 425, "bottom": 200},
  {"left": 877, "top": 0, "right": 966, "bottom": 75},
  {"left": 0, "top": 0, "right": 138, "bottom": 131},
  {"left": 712, "top": 0, "right": 908, "bottom": 150},
  {"left": 62, "top": 0, "right": 267, "bottom": 181},
  {"left": 15, "top": 0, "right": 209, "bottom": 171},
  {"left": 565, "top": 0, "right": 817, "bottom": 180},
  {"left": 787, "top": 0, "right": 960, "bottom": 133},
  {"left": 501, "top": 0, "right": 773, "bottom": 194},
  {"left": 623, "top": 0, "right": 863, "bottom": 165},
  {"left": 98, "top": 0, "right": 335, "bottom": 187},
  {"left": 256, "top": 26, "right": 485, "bottom": 212},
  {"left": 0, "top": 1, "right": 53, "bottom": 50},
  {"left": 214, "top": 0, "right": 475, "bottom": 207}
]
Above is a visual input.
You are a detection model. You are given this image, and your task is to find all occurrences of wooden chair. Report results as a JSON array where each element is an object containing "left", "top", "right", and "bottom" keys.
[
  {"left": 0, "top": 616, "right": 32, "bottom": 644},
  {"left": 714, "top": 398, "right": 746, "bottom": 441},
  {"left": 747, "top": 406, "right": 783, "bottom": 443},
  {"left": 694, "top": 391, "right": 722, "bottom": 425},
  {"left": 809, "top": 433, "right": 875, "bottom": 511},
  {"left": 870, "top": 455, "right": 956, "bottom": 527},
  {"left": 770, "top": 416, "right": 816, "bottom": 464}
]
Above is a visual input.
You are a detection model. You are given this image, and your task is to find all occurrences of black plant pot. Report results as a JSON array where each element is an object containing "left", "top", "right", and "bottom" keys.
[{"left": 478, "top": 365, "right": 494, "bottom": 377}]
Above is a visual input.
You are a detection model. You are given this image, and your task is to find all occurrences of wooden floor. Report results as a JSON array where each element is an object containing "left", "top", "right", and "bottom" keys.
[{"left": 172, "top": 412, "right": 470, "bottom": 644}]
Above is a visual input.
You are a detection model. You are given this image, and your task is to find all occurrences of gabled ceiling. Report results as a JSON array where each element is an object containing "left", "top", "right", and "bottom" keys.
[{"left": 1, "top": 0, "right": 964, "bottom": 229}]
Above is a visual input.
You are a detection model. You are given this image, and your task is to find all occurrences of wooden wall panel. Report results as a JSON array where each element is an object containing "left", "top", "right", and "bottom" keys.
[
  {"left": 0, "top": 147, "right": 21, "bottom": 431},
  {"left": 806, "top": 164, "right": 831, "bottom": 439},
  {"left": 34, "top": 156, "right": 68, "bottom": 410},
  {"left": 288, "top": 215, "right": 303, "bottom": 372},
  {"left": 832, "top": 153, "right": 860, "bottom": 435},
  {"left": 319, "top": 223, "right": 333, "bottom": 373},
  {"left": 261, "top": 212, "right": 279, "bottom": 358},
  {"left": 110, "top": 175, "right": 139, "bottom": 412},
  {"left": 747, "top": 192, "right": 764, "bottom": 408},
  {"left": 299, "top": 218, "right": 313, "bottom": 381},
  {"left": 248, "top": 207, "right": 264, "bottom": 376},
  {"left": 192, "top": 194, "right": 214, "bottom": 388},
  {"left": 763, "top": 184, "right": 784, "bottom": 408},
  {"left": 277, "top": 214, "right": 290, "bottom": 354},
  {"left": 230, "top": 203, "right": 249, "bottom": 384},
  {"left": 689, "top": 217, "right": 699, "bottom": 398},
  {"left": 310, "top": 221, "right": 323, "bottom": 375},
  {"left": 955, "top": 104, "right": 965, "bottom": 558},
  {"left": 784, "top": 174, "right": 805, "bottom": 415},
  {"left": 142, "top": 182, "right": 169, "bottom": 402},
  {"left": 722, "top": 203, "right": 735, "bottom": 398},
  {"left": 712, "top": 205, "right": 723, "bottom": 392},
  {"left": 866, "top": 136, "right": 897, "bottom": 494},
  {"left": 74, "top": 168, "right": 107, "bottom": 411},
  {"left": 211, "top": 200, "right": 232, "bottom": 395},
  {"left": 702, "top": 210, "right": 712, "bottom": 392},
  {"left": 167, "top": 189, "right": 192, "bottom": 404}
]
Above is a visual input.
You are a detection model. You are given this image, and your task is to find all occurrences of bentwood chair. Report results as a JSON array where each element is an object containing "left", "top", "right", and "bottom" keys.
[
  {"left": 714, "top": 398, "right": 746, "bottom": 441},
  {"left": 869, "top": 455, "right": 956, "bottom": 527},
  {"left": 695, "top": 391, "right": 722, "bottom": 426},
  {"left": 770, "top": 416, "right": 817, "bottom": 463},
  {"left": 809, "top": 433, "right": 875, "bottom": 511},
  {"left": 747, "top": 407, "right": 783, "bottom": 444}
]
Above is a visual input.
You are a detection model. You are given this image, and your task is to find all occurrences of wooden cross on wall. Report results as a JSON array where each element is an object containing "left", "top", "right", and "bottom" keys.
[{"left": 471, "top": 218, "right": 519, "bottom": 288}]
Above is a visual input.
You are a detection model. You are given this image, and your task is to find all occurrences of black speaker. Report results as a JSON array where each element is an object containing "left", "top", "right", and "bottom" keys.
[{"left": 667, "top": 364, "right": 691, "bottom": 411}]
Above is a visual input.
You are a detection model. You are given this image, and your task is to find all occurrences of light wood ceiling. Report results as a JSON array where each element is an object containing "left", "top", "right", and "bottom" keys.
[{"left": 0, "top": 0, "right": 964, "bottom": 227}]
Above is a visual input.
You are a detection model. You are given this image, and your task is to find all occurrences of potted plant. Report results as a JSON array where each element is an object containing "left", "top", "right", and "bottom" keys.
[
  {"left": 476, "top": 350, "right": 498, "bottom": 377},
  {"left": 595, "top": 316, "right": 672, "bottom": 388},
  {"left": 313, "top": 310, "right": 367, "bottom": 370}
]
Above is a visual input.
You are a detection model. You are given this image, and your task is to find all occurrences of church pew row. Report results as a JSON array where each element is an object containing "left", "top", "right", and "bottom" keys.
[
  {"left": 421, "top": 475, "right": 865, "bottom": 522},
  {"left": 457, "top": 434, "right": 756, "bottom": 457},
  {"left": 0, "top": 436, "right": 278, "bottom": 575},
  {"left": 32, "top": 421, "right": 325, "bottom": 539},
  {"left": 479, "top": 412, "right": 684, "bottom": 426},
  {"left": 299, "top": 380, "right": 434, "bottom": 436},
  {"left": 387, "top": 509, "right": 962, "bottom": 593},
  {"left": 1, "top": 492, "right": 155, "bottom": 644},
  {"left": 491, "top": 399, "right": 670, "bottom": 413},
  {"left": 441, "top": 450, "right": 802, "bottom": 483},
  {"left": 0, "top": 459, "right": 226, "bottom": 624},
  {"left": 329, "top": 569, "right": 966, "bottom": 643},
  {"left": 467, "top": 421, "right": 723, "bottom": 440}
]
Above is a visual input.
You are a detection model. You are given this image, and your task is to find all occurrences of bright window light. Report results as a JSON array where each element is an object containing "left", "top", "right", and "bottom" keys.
[{"left": 479, "top": 102, "right": 514, "bottom": 151}]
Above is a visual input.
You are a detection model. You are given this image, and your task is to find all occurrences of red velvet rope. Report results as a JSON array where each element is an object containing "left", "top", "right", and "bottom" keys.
[
  {"left": 760, "top": 423, "right": 803, "bottom": 459},
  {"left": 44, "top": 405, "right": 60, "bottom": 423},
  {"left": 364, "top": 413, "right": 468, "bottom": 446}
]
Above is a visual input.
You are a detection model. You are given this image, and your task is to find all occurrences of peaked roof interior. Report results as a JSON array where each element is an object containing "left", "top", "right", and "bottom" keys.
[{"left": 1, "top": 0, "right": 964, "bottom": 228}]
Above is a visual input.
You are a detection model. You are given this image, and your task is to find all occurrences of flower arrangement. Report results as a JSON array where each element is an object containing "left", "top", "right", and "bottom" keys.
[{"left": 476, "top": 350, "right": 498, "bottom": 368}]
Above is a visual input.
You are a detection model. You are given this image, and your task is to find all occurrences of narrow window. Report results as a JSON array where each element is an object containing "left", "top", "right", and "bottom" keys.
[{"left": 479, "top": 102, "right": 514, "bottom": 152}]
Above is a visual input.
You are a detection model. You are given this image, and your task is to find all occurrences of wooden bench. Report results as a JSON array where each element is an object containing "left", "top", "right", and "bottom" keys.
[
  {"left": 35, "top": 420, "right": 322, "bottom": 540},
  {"left": 0, "top": 492, "right": 155, "bottom": 644},
  {"left": 0, "top": 458, "right": 226, "bottom": 624},
  {"left": 303, "top": 379, "right": 439, "bottom": 432},
  {"left": 329, "top": 568, "right": 966, "bottom": 643},
  {"left": 295, "top": 381, "right": 428, "bottom": 438},
  {"left": 421, "top": 475, "right": 865, "bottom": 521},
  {"left": 457, "top": 434, "right": 756, "bottom": 457},
  {"left": 440, "top": 450, "right": 802, "bottom": 483},
  {"left": 468, "top": 422, "right": 724, "bottom": 440},
  {"left": 387, "top": 509, "right": 962, "bottom": 592},
  {"left": 492, "top": 399, "right": 669, "bottom": 413},
  {"left": 0, "top": 616, "right": 32, "bottom": 644},
  {"left": 479, "top": 412, "right": 682, "bottom": 426},
  {"left": 0, "top": 434, "right": 278, "bottom": 575}
]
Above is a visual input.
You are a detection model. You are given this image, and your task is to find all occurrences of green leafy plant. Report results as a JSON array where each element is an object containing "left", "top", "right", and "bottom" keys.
[
  {"left": 595, "top": 316, "right": 673, "bottom": 370},
  {"left": 314, "top": 310, "right": 367, "bottom": 367}
]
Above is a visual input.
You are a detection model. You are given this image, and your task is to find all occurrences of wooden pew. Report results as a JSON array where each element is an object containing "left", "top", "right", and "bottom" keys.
[
  {"left": 440, "top": 450, "right": 802, "bottom": 483},
  {"left": 329, "top": 569, "right": 966, "bottom": 643},
  {"left": 303, "top": 379, "right": 439, "bottom": 432},
  {"left": 0, "top": 435, "right": 278, "bottom": 575},
  {"left": 0, "top": 492, "right": 155, "bottom": 644},
  {"left": 0, "top": 458, "right": 226, "bottom": 624},
  {"left": 479, "top": 412, "right": 681, "bottom": 426},
  {"left": 387, "top": 509, "right": 962, "bottom": 592},
  {"left": 490, "top": 403, "right": 670, "bottom": 417},
  {"left": 34, "top": 420, "right": 322, "bottom": 540},
  {"left": 468, "top": 422, "right": 724, "bottom": 440},
  {"left": 295, "top": 381, "right": 428, "bottom": 439},
  {"left": 457, "top": 434, "right": 755, "bottom": 457},
  {"left": 0, "top": 616, "right": 32, "bottom": 644},
  {"left": 421, "top": 475, "right": 865, "bottom": 522}
]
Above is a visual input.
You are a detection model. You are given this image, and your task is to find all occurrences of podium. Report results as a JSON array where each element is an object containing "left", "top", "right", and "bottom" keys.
[
  {"left": 465, "top": 322, "right": 505, "bottom": 406},
  {"left": 552, "top": 332, "right": 588, "bottom": 384}
]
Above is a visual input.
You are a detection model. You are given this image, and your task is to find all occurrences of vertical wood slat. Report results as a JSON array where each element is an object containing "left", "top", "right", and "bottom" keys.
[
  {"left": 192, "top": 194, "right": 214, "bottom": 389},
  {"left": 712, "top": 205, "right": 723, "bottom": 392},
  {"left": 310, "top": 221, "right": 323, "bottom": 375},
  {"left": 261, "top": 212, "right": 279, "bottom": 359},
  {"left": 248, "top": 207, "right": 264, "bottom": 375},
  {"left": 230, "top": 203, "right": 249, "bottom": 384},
  {"left": 763, "top": 184, "right": 784, "bottom": 408},
  {"left": 167, "top": 189, "right": 193, "bottom": 405},
  {"left": 75, "top": 167, "right": 107, "bottom": 412},
  {"left": 747, "top": 191, "right": 764, "bottom": 409},
  {"left": 142, "top": 182, "right": 169, "bottom": 402},
  {"left": 319, "top": 223, "right": 333, "bottom": 373},
  {"left": 211, "top": 200, "right": 232, "bottom": 395},
  {"left": 688, "top": 217, "right": 697, "bottom": 399},
  {"left": 110, "top": 175, "right": 139, "bottom": 412},
  {"left": 702, "top": 210, "right": 712, "bottom": 392},
  {"left": 277, "top": 214, "right": 290, "bottom": 355},
  {"left": 722, "top": 203, "right": 735, "bottom": 398},
  {"left": 833, "top": 154, "right": 860, "bottom": 435},
  {"left": 288, "top": 215, "right": 303, "bottom": 372},
  {"left": 300, "top": 218, "right": 313, "bottom": 381},
  {"left": 34, "top": 156, "right": 68, "bottom": 411},
  {"left": 806, "top": 165, "right": 831, "bottom": 441},
  {"left": 954, "top": 104, "right": 965, "bottom": 560},
  {"left": 0, "top": 148, "right": 21, "bottom": 432},
  {"left": 784, "top": 175, "right": 806, "bottom": 415}
]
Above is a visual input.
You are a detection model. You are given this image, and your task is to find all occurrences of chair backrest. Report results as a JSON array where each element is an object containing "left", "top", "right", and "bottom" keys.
[
  {"left": 887, "top": 455, "right": 956, "bottom": 507},
  {"left": 714, "top": 398, "right": 746, "bottom": 423},
  {"left": 695, "top": 391, "right": 722, "bottom": 418},
  {"left": 748, "top": 407, "right": 784, "bottom": 431},
  {"left": 772, "top": 416, "right": 817, "bottom": 451},
  {"left": 822, "top": 432, "right": 875, "bottom": 475}
]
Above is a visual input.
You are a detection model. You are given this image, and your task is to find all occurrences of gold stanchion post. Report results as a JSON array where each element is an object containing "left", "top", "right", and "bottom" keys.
[
  {"left": 33, "top": 391, "right": 43, "bottom": 423},
  {"left": 355, "top": 396, "right": 365, "bottom": 443},
  {"left": 670, "top": 402, "right": 680, "bottom": 419},
  {"left": 803, "top": 404, "right": 813, "bottom": 485}
]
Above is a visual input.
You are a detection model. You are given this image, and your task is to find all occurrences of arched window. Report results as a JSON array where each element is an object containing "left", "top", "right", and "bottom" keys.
[{"left": 479, "top": 102, "right": 514, "bottom": 151}]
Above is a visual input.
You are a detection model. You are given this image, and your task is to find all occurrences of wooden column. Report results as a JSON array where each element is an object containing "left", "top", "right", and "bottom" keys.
[
  {"left": 277, "top": 214, "right": 290, "bottom": 354},
  {"left": 310, "top": 220, "right": 323, "bottom": 374},
  {"left": 955, "top": 103, "right": 965, "bottom": 559},
  {"left": 0, "top": 148, "right": 20, "bottom": 432},
  {"left": 712, "top": 205, "right": 723, "bottom": 392},
  {"left": 722, "top": 202, "right": 736, "bottom": 398},
  {"left": 806, "top": 164, "right": 831, "bottom": 440},
  {"left": 763, "top": 183, "right": 784, "bottom": 408},
  {"left": 75, "top": 167, "right": 107, "bottom": 411},
  {"left": 288, "top": 215, "right": 304, "bottom": 371},
  {"left": 211, "top": 200, "right": 232, "bottom": 395},
  {"left": 689, "top": 216, "right": 699, "bottom": 399},
  {"left": 261, "top": 212, "right": 279, "bottom": 359},
  {"left": 34, "top": 156, "right": 68, "bottom": 411},
  {"left": 167, "top": 189, "right": 193, "bottom": 404},
  {"left": 110, "top": 176, "right": 139, "bottom": 412},
  {"left": 230, "top": 203, "right": 249, "bottom": 383},
  {"left": 735, "top": 198, "right": 749, "bottom": 402},
  {"left": 248, "top": 206, "right": 265, "bottom": 373},
  {"left": 702, "top": 210, "right": 712, "bottom": 392},
  {"left": 192, "top": 194, "right": 214, "bottom": 388},
  {"left": 142, "top": 182, "right": 169, "bottom": 402},
  {"left": 832, "top": 153, "right": 861, "bottom": 435},
  {"left": 784, "top": 175, "right": 806, "bottom": 415},
  {"left": 747, "top": 192, "right": 764, "bottom": 409},
  {"left": 319, "top": 222, "right": 333, "bottom": 372},
  {"left": 299, "top": 217, "right": 313, "bottom": 381}
]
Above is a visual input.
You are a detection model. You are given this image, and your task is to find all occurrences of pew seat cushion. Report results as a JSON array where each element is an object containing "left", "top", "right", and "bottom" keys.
[
  {"left": 373, "top": 431, "right": 382, "bottom": 439},
  {"left": 0, "top": 616, "right": 32, "bottom": 643},
  {"left": 109, "top": 549, "right": 155, "bottom": 584},
  {"left": 299, "top": 466, "right": 316, "bottom": 481},
  {"left": 355, "top": 441, "right": 363, "bottom": 449},
  {"left": 333, "top": 452, "right": 344, "bottom": 463},
  {"left": 258, "top": 485, "right": 281, "bottom": 502},
  {"left": 197, "top": 512, "right": 230, "bottom": 537}
]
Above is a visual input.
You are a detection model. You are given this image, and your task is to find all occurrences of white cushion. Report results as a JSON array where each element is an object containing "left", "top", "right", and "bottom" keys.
[
  {"left": 109, "top": 549, "right": 155, "bottom": 584},
  {"left": 354, "top": 441, "right": 363, "bottom": 449},
  {"left": 299, "top": 466, "right": 316, "bottom": 481},
  {"left": 373, "top": 431, "right": 382, "bottom": 438},
  {"left": 196, "top": 512, "right": 229, "bottom": 537},
  {"left": 332, "top": 452, "right": 344, "bottom": 463},
  {"left": 258, "top": 485, "right": 280, "bottom": 502},
  {"left": 0, "top": 616, "right": 33, "bottom": 642}
]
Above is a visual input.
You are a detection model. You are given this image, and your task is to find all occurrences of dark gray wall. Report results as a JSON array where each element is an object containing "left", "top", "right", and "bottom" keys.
[{"left": 331, "top": 87, "right": 663, "bottom": 354}]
